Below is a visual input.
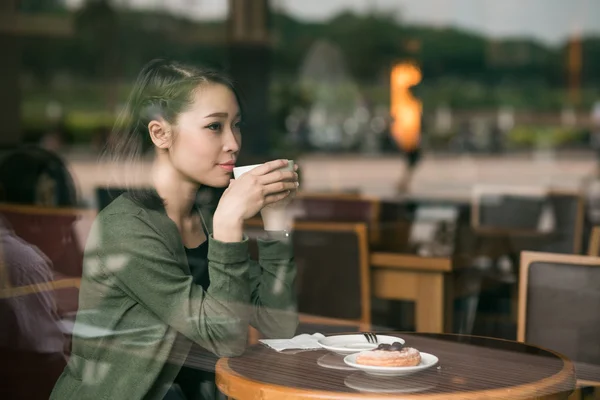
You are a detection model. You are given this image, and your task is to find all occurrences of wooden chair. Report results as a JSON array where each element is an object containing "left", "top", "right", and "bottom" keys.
[
  {"left": 0, "top": 203, "right": 95, "bottom": 316},
  {"left": 463, "top": 189, "right": 584, "bottom": 338},
  {"left": 245, "top": 221, "right": 372, "bottom": 340},
  {"left": 0, "top": 203, "right": 96, "bottom": 276},
  {"left": 290, "top": 193, "right": 381, "bottom": 245},
  {"left": 0, "top": 277, "right": 77, "bottom": 398},
  {"left": 472, "top": 186, "right": 556, "bottom": 236},
  {"left": 519, "top": 251, "right": 600, "bottom": 399},
  {"left": 588, "top": 226, "right": 600, "bottom": 257},
  {"left": 0, "top": 222, "right": 82, "bottom": 397},
  {"left": 472, "top": 188, "right": 585, "bottom": 252}
]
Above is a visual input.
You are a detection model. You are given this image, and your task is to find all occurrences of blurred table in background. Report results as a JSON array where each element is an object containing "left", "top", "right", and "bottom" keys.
[{"left": 370, "top": 253, "right": 452, "bottom": 333}]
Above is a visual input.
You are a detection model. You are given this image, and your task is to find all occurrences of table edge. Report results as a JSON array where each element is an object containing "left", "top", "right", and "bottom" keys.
[{"left": 216, "top": 344, "right": 576, "bottom": 400}]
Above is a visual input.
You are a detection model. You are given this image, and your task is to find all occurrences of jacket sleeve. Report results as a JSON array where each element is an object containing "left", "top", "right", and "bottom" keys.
[
  {"left": 248, "top": 238, "right": 298, "bottom": 339},
  {"left": 96, "top": 212, "right": 253, "bottom": 357}
]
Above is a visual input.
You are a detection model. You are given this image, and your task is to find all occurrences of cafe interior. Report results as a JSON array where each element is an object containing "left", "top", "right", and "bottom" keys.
[{"left": 1, "top": 0, "right": 599, "bottom": 399}]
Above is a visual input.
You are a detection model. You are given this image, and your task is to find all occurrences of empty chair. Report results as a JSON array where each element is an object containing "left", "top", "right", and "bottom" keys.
[
  {"left": 509, "top": 191, "right": 584, "bottom": 255},
  {"left": 292, "top": 193, "right": 381, "bottom": 245},
  {"left": 472, "top": 186, "right": 554, "bottom": 235},
  {"left": 519, "top": 251, "right": 600, "bottom": 395},
  {"left": 0, "top": 204, "right": 95, "bottom": 282},
  {"left": 246, "top": 221, "right": 371, "bottom": 335}
]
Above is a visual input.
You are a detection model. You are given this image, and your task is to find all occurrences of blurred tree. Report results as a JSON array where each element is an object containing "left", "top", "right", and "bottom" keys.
[
  {"left": 18, "top": 0, "right": 65, "bottom": 13},
  {"left": 75, "top": 0, "right": 120, "bottom": 109},
  {"left": 15, "top": 3, "right": 600, "bottom": 118},
  {"left": 581, "top": 37, "right": 600, "bottom": 85},
  {"left": 325, "top": 11, "right": 406, "bottom": 82}
]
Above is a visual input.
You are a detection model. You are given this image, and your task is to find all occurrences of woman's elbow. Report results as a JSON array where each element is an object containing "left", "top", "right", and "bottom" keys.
[
  {"left": 278, "top": 313, "right": 299, "bottom": 338},
  {"left": 259, "top": 312, "right": 299, "bottom": 339},
  {"left": 214, "top": 340, "right": 246, "bottom": 357},
  {"left": 279, "top": 322, "right": 298, "bottom": 339},
  {"left": 208, "top": 318, "right": 249, "bottom": 357}
]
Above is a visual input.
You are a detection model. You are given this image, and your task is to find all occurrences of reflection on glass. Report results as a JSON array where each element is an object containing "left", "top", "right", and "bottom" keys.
[{"left": 344, "top": 371, "right": 437, "bottom": 394}]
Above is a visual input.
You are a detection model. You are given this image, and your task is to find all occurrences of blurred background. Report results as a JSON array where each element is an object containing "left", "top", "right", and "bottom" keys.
[
  {"left": 1, "top": 1, "right": 600, "bottom": 396},
  {"left": 2, "top": 0, "right": 600, "bottom": 198}
]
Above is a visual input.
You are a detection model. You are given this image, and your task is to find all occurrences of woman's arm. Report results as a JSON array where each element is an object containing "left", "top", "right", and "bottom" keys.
[
  {"left": 209, "top": 158, "right": 300, "bottom": 339},
  {"left": 248, "top": 237, "right": 298, "bottom": 339},
  {"left": 95, "top": 212, "right": 252, "bottom": 357}
]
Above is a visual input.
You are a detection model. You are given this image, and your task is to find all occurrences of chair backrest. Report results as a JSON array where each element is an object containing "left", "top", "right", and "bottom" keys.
[
  {"left": 376, "top": 198, "right": 469, "bottom": 255},
  {"left": 472, "top": 186, "right": 551, "bottom": 234},
  {"left": 292, "top": 193, "right": 381, "bottom": 244},
  {"left": 0, "top": 203, "right": 96, "bottom": 278},
  {"left": 0, "top": 205, "right": 85, "bottom": 318},
  {"left": 246, "top": 221, "right": 371, "bottom": 327},
  {"left": 472, "top": 188, "right": 584, "bottom": 254},
  {"left": 543, "top": 191, "right": 584, "bottom": 253},
  {"left": 518, "top": 251, "right": 600, "bottom": 367},
  {"left": 511, "top": 191, "right": 585, "bottom": 254}
]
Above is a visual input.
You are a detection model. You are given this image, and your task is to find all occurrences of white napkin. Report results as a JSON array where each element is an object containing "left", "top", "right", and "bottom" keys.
[{"left": 260, "top": 333, "right": 325, "bottom": 352}]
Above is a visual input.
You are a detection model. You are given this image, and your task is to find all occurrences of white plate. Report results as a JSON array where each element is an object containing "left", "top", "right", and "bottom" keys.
[
  {"left": 344, "top": 352, "right": 439, "bottom": 377},
  {"left": 344, "top": 372, "right": 436, "bottom": 394},
  {"left": 316, "top": 353, "right": 356, "bottom": 371},
  {"left": 317, "top": 334, "right": 404, "bottom": 355}
]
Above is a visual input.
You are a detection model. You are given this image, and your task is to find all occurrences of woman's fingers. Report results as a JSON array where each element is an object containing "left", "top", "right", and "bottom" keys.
[
  {"left": 250, "top": 159, "right": 289, "bottom": 176},
  {"left": 260, "top": 170, "right": 297, "bottom": 185},
  {"left": 264, "top": 190, "right": 292, "bottom": 205},
  {"left": 262, "top": 181, "right": 298, "bottom": 195},
  {"left": 244, "top": 159, "right": 298, "bottom": 184}
]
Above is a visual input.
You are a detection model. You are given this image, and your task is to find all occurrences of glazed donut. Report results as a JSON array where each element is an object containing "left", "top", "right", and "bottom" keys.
[{"left": 356, "top": 346, "right": 421, "bottom": 367}]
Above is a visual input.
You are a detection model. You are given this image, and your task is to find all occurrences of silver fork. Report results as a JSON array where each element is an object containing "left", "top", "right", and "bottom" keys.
[{"left": 363, "top": 332, "right": 378, "bottom": 344}]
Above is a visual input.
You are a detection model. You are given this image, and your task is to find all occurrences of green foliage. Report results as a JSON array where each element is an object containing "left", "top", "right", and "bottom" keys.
[
  {"left": 18, "top": 0, "right": 66, "bottom": 14},
  {"left": 506, "top": 125, "right": 586, "bottom": 148},
  {"left": 17, "top": 5, "right": 600, "bottom": 146}
]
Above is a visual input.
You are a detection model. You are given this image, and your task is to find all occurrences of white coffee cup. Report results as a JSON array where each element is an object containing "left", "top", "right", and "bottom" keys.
[
  {"left": 233, "top": 160, "right": 296, "bottom": 230},
  {"left": 233, "top": 160, "right": 294, "bottom": 179}
]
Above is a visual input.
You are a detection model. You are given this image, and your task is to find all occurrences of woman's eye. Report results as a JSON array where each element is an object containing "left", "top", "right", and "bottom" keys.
[
  {"left": 234, "top": 121, "right": 244, "bottom": 130},
  {"left": 206, "top": 122, "right": 222, "bottom": 131}
]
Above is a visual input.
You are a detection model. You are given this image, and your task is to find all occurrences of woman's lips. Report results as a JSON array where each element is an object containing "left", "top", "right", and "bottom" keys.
[{"left": 218, "top": 164, "right": 235, "bottom": 172}]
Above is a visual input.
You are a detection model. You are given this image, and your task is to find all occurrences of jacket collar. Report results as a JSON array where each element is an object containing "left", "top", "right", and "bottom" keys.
[{"left": 125, "top": 187, "right": 216, "bottom": 236}]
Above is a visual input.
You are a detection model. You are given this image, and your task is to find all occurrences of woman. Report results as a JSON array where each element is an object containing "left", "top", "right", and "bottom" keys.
[{"left": 50, "top": 59, "right": 299, "bottom": 399}]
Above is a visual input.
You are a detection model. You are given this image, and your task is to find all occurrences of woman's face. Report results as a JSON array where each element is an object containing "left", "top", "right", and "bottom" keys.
[{"left": 168, "top": 83, "right": 242, "bottom": 188}]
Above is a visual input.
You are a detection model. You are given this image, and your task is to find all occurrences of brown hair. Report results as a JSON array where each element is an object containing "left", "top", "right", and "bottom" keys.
[{"left": 102, "top": 59, "right": 243, "bottom": 209}]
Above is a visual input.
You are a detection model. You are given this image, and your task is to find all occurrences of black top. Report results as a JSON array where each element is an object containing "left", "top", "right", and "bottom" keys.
[
  {"left": 170, "top": 220, "right": 222, "bottom": 400},
  {"left": 185, "top": 240, "right": 210, "bottom": 291}
]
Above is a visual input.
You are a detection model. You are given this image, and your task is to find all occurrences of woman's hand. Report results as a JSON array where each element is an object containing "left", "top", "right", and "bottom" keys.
[
  {"left": 213, "top": 159, "right": 299, "bottom": 242},
  {"left": 262, "top": 163, "right": 300, "bottom": 210}
]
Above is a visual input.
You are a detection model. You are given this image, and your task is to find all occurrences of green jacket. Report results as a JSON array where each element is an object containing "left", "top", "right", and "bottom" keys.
[{"left": 50, "top": 193, "right": 297, "bottom": 400}]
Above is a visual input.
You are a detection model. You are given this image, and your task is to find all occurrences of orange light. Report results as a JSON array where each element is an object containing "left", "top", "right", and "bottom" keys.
[{"left": 390, "top": 63, "right": 422, "bottom": 151}]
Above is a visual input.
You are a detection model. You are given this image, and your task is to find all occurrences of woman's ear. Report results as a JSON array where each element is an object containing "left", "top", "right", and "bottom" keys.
[{"left": 148, "top": 119, "right": 172, "bottom": 149}]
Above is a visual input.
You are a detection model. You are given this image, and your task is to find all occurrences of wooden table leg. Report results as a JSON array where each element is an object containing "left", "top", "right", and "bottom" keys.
[
  {"left": 372, "top": 269, "right": 449, "bottom": 333},
  {"left": 444, "top": 273, "right": 454, "bottom": 333},
  {"left": 416, "top": 273, "right": 444, "bottom": 333}
]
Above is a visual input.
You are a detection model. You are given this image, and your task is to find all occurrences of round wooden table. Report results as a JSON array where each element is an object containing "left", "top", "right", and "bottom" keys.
[{"left": 216, "top": 333, "right": 575, "bottom": 399}]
